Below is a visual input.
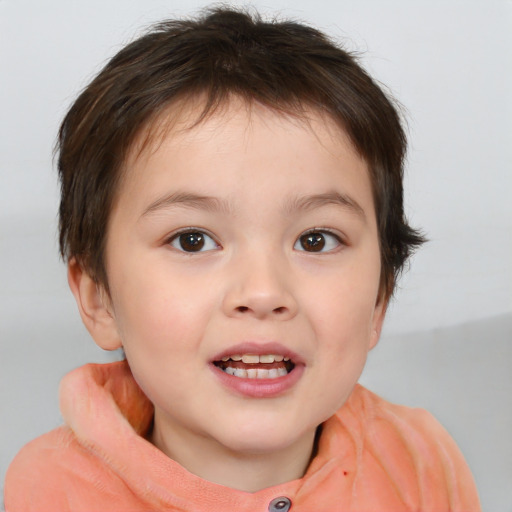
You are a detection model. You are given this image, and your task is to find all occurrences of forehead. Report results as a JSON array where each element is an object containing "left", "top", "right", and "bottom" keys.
[
  {"left": 126, "top": 96, "right": 362, "bottom": 171},
  {"left": 114, "top": 97, "right": 374, "bottom": 218}
]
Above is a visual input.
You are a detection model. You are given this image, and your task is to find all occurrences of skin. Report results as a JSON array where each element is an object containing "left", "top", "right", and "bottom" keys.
[{"left": 69, "top": 99, "right": 386, "bottom": 492}]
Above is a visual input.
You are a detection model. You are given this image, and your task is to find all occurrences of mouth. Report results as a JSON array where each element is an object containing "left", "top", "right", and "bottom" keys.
[
  {"left": 211, "top": 344, "right": 304, "bottom": 398},
  {"left": 213, "top": 354, "right": 295, "bottom": 380}
]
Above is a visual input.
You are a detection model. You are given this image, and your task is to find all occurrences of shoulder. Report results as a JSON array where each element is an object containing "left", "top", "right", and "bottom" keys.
[
  {"left": 334, "top": 385, "right": 481, "bottom": 511},
  {"left": 4, "top": 427, "right": 126, "bottom": 512},
  {"left": 5, "top": 427, "right": 73, "bottom": 511},
  {"left": 344, "top": 385, "right": 465, "bottom": 457}
]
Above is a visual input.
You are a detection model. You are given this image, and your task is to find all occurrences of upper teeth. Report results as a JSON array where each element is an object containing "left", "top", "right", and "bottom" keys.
[{"left": 221, "top": 354, "right": 290, "bottom": 363}]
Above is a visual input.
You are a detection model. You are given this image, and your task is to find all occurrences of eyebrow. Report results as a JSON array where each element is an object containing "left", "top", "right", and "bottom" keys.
[
  {"left": 282, "top": 191, "right": 366, "bottom": 220},
  {"left": 141, "top": 192, "right": 233, "bottom": 218},
  {"left": 140, "top": 190, "right": 366, "bottom": 220}
]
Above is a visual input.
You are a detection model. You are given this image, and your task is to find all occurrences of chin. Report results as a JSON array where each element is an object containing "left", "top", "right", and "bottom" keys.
[{"left": 215, "top": 422, "right": 315, "bottom": 456}]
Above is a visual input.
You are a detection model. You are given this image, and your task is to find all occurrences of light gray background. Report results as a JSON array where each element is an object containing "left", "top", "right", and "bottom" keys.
[{"left": 1, "top": 1, "right": 511, "bottom": 511}]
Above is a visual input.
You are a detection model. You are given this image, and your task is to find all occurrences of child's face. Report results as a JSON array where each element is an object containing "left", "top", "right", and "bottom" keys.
[{"left": 101, "top": 100, "right": 385, "bottom": 462}]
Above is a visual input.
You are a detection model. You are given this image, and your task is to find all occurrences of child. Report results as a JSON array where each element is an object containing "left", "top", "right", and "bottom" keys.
[{"left": 4, "top": 7, "right": 481, "bottom": 511}]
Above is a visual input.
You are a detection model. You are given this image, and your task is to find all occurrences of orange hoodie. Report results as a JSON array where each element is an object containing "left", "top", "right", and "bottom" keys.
[{"left": 4, "top": 361, "right": 480, "bottom": 511}]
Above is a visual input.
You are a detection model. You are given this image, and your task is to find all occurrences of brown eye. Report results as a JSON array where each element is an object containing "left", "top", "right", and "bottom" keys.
[
  {"left": 179, "top": 232, "right": 204, "bottom": 251},
  {"left": 299, "top": 233, "right": 326, "bottom": 252},
  {"left": 170, "top": 231, "right": 218, "bottom": 252},
  {"left": 294, "top": 231, "right": 342, "bottom": 252}
]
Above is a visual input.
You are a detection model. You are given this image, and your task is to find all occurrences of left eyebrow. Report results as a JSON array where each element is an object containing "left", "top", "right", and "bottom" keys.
[{"left": 282, "top": 191, "right": 367, "bottom": 220}]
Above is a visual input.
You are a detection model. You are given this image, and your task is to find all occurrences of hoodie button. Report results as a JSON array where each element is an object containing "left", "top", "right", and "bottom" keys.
[{"left": 268, "top": 497, "right": 291, "bottom": 512}]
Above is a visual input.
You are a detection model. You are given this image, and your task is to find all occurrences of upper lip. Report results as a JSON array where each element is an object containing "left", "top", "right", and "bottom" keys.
[{"left": 211, "top": 342, "right": 304, "bottom": 364}]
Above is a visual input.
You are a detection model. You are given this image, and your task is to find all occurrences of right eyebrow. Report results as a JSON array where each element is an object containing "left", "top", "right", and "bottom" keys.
[{"left": 140, "top": 191, "right": 233, "bottom": 219}]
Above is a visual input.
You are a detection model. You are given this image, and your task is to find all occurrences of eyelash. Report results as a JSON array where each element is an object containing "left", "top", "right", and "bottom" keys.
[
  {"left": 293, "top": 229, "right": 344, "bottom": 253},
  {"left": 166, "top": 228, "right": 345, "bottom": 253},
  {"left": 166, "top": 228, "right": 220, "bottom": 253}
]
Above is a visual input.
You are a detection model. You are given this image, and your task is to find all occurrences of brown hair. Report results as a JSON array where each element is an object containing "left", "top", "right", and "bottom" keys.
[{"left": 57, "top": 7, "right": 425, "bottom": 299}]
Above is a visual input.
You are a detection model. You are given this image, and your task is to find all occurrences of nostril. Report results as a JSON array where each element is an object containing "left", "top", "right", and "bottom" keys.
[
  {"left": 273, "top": 307, "right": 287, "bottom": 314},
  {"left": 236, "top": 306, "right": 249, "bottom": 313}
]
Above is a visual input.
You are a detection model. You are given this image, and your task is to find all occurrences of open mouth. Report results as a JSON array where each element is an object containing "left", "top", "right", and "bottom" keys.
[{"left": 213, "top": 354, "right": 295, "bottom": 379}]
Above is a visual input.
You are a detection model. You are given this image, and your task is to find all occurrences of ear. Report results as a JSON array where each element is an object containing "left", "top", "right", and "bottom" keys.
[
  {"left": 67, "top": 258, "right": 122, "bottom": 351},
  {"left": 369, "top": 294, "right": 388, "bottom": 351}
]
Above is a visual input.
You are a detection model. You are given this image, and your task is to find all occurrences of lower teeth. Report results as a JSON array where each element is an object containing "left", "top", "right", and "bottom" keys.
[{"left": 224, "top": 367, "right": 288, "bottom": 379}]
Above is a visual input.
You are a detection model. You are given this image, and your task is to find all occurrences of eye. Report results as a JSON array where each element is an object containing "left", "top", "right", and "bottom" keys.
[
  {"left": 294, "top": 230, "right": 342, "bottom": 253},
  {"left": 169, "top": 230, "right": 219, "bottom": 252}
]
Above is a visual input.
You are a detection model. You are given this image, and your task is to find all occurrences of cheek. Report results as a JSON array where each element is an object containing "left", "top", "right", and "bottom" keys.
[
  {"left": 110, "top": 269, "right": 215, "bottom": 354},
  {"left": 306, "top": 275, "right": 378, "bottom": 404},
  {"left": 310, "top": 267, "right": 380, "bottom": 336}
]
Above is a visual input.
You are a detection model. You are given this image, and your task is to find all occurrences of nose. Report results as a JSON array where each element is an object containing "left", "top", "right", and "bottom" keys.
[{"left": 222, "top": 250, "right": 298, "bottom": 321}]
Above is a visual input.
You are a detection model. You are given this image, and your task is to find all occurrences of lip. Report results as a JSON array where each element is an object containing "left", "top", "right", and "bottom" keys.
[
  {"left": 210, "top": 342, "right": 305, "bottom": 398},
  {"left": 210, "top": 362, "right": 304, "bottom": 398},
  {"left": 211, "top": 342, "right": 304, "bottom": 365}
]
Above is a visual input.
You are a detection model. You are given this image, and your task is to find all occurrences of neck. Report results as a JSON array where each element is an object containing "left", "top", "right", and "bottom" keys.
[{"left": 150, "top": 412, "right": 317, "bottom": 492}]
